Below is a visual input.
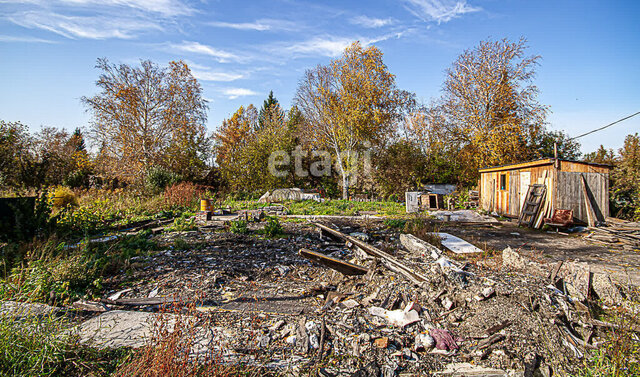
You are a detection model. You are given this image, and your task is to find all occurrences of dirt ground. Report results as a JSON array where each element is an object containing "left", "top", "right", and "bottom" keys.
[
  {"left": 440, "top": 220, "right": 640, "bottom": 288},
  {"left": 82, "top": 215, "right": 640, "bottom": 375}
]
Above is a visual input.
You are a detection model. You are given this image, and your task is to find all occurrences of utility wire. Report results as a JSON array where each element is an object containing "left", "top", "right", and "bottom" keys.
[{"left": 569, "top": 111, "right": 640, "bottom": 140}]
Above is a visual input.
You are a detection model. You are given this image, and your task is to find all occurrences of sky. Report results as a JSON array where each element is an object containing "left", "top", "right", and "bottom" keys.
[{"left": 0, "top": 0, "right": 639, "bottom": 154}]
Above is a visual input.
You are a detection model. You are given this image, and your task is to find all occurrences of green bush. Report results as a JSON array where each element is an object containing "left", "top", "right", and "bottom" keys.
[
  {"left": 229, "top": 219, "right": 248, "bottom": 234},
  {"left": 145, "top": 166, "right": 182, "bottom": 193},
  {"left": 263, "top": 216, "right": 283, "bottom": 237}
]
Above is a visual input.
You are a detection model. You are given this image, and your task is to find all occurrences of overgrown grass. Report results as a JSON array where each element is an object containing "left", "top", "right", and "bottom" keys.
[
  {"left": 578, "top": 308, "right": 640, "bottom": 377},
  {"left": 220, "top": 199, "right": 405, "bottom": 217},
  {"left": 0, "top": 231, "right": 157, "bottom": 304},
  {"left": 0, "top": 312, "right": 130, "bottom": 376}
]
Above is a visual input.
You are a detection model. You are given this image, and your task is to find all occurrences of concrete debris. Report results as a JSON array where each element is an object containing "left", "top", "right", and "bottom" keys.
[
  {"left": 0, "top": 301, "right": 60, "bottom": 319},
  {"left": 432, "top": 232, "right": 484, "bottom": 254},
  {"left": 6, "top": 214, "right": 635, "bottom": 376}
]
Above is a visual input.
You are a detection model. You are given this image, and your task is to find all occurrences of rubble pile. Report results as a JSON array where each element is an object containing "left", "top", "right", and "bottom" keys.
[{"left": 80, "top": 218, "right": 634, "bottom": 376}]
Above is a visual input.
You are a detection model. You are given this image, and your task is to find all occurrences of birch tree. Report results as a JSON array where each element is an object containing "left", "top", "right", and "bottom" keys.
[
  {"left": 295, "top": 41, "right": 411, "bottom": 199},
  {"left": 82, "top": 59, "right": 208, "bottom": 182},
  {"left": 440, "top": 38, "right": 548, "bottom": 183}
]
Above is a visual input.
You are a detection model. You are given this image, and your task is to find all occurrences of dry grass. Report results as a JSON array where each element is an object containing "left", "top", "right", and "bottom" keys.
[{"left": 115, "top": 302, "right": 270, "bottom": 377}]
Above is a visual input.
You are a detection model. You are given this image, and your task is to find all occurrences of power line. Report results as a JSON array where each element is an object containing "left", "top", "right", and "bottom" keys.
[{"left": 569, "top": 111, "right": 640, "bottom": 140}]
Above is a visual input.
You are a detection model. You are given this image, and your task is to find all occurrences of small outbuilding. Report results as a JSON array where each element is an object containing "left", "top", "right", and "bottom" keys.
[{"left": 479, "top": 158, "right": 611, "bottom": 224}]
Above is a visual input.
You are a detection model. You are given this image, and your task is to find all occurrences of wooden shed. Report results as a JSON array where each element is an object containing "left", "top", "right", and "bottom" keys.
[{"left": 479, "top": 158, "right": 611, "bottom": 224}]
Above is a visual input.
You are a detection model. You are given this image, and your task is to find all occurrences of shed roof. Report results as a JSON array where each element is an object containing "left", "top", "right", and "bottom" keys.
[{"left": 478, "top": 158, "right": 612, "bottom": 173}]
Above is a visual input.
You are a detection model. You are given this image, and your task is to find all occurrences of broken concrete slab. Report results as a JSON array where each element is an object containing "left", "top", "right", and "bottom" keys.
[
  {"left": 0, "top": 300, "right": 60, "bottom": 319},
  {"left": 400, "top": 233, "right": 442, "bottom": 260},
  {"left": 591, "top": 272, "right": 624, "bottom": 306},
  {"left": 431, "top": 232, "right": 483, "bottom": 254},
  {"left": 75, "top": 310, "right": 158, "bottom": 348}
]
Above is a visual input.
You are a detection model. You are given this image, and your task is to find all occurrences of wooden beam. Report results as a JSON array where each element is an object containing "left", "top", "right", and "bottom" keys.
[
  {"left": 313, "top": 222, "right": 428, "bottom": 284},
  {"left": 299, "top": 248, "right": 368, "bottom": 276}
]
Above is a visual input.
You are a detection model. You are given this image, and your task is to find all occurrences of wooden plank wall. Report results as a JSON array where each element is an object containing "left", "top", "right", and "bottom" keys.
[
  {"left": 556, "top": 171, "right": 609, "bottom": 223},
  {"left": 509, "top": 170, "right": 520, "bottom": 217}
]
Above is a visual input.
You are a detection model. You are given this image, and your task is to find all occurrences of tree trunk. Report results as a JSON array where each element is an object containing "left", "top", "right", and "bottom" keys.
[{"left": 342, "top": 173, "right": 349, "bottom": 200}]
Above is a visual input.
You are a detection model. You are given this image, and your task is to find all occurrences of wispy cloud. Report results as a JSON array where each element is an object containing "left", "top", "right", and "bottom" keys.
[
  {"left": 2, "top": 0, "right": 192, "bottom": 40},
  {"left": 282, "top": 36, "right": 355, "bottom": 57},
  {"left": 207, "top": 18, "right": 300, "bottom": 32},
  {"left": 223, "top": 88, "right": 258, "bottom": 99},
  {"left": 404, "top": 0, "right": 480, "bottom": 23},
  {"left": 2, "top": 0, "right": 193, "bottom": 17},
  {"left": 8, "top": 11, "right": 161, "bottom": 39},
  {"left": 187, "top": 62, "right": 245, "bottom": 82},
  {"left": 0, "top": 34, "right": 58, "bottom": 43},
  {"left": 168, "top": 41, "right": 239, "bottom": 63},
  {"left": 280, "top": 32, "right": 405, "bottom": 58},
  {"left": 349, "top": 15, "right": 394, "bottom": 28}
]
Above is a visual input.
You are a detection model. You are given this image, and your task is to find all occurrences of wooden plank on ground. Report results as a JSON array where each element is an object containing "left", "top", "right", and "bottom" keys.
[{"left": 299, "top": 248, "right": 368, "bottom": 275}]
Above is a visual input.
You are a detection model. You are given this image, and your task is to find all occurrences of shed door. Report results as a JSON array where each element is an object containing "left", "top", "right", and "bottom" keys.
[{"left": 519, "top": 172, "right": 531, "bottom": 212}]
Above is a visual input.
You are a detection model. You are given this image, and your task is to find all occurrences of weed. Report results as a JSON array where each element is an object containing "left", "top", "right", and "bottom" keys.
[
  {"left": 0, "top": 311, "right": 130, "bottom": 376},
  {"left": 173, "top": 237, "right": 189, "bottom": 250},
  {"left": 402, "top": 214, "right": 442, "bottom": 248},
  {"left": 263, "top": 216, "right": 283, "bottom": 237},
  {"left": 166, "top": 213, "right": 197, "bottom": 232},
  {"left": 50, "top": 186, "right": 79, "bottom": 211},
  {"left": 163, "top": 182, "right": 202, "bottom": 211},
  {"left": 578, "top": 308, "right": 640, "bottom": 376},
  {"left": 384, "top": 218, "right": 407, "bottom": 229},
  {"left": 229, "top": 219, "right": 248, "bottom": 234},
  {"left": 115, "top": 302, "right": 266, "bottom": 377}
]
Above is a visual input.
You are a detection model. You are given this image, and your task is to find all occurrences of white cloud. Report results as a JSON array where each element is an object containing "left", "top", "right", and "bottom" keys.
[
  {"left": 8, "top": 11, "right": 161, "bottom": 39},
  {"left": 283, "top": 36, "right": 354, "bottom": 57},
  {"left": 3, "top": 0, "right": 193, "bottom": 17},
  {"left": 208, "top": 21, "right": 271, "bottom": 31},
  {"left": 349, "top": 16, "right": 394, "bottom": 28},
  {"left": 169, "top": 41, "right": 239, "bottom": 63},
  {"left": 223, "top": 88, "right": 258, "bottom": 99},
  {"left": 208, "top": 19, "right": 299, "bottom": 32},
  {"left": 404, "top": 0, "right": 480, "bottom": 23},
  {"left": 192, "top": 68, "right": 244, "bottom": 82},
  {"left": 280, "top": 32, "right": 404, "bottom": 58},
  {"left": 64, "top": 0, "right": 193, "bottom": 16},
  {"left": 0, "top": 34, "right": 58, "bottom": 43}
]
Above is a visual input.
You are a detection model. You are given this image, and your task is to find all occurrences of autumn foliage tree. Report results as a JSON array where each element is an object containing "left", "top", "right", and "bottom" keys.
[
  {"left": 437, "top": 38, "right": 548, "bottom": 184},
  {"left": 295, "top": 41, "right": 412, "bottom": 199},
  {"left": 214, "top": 97, "right": 300, "bottom": 194},
  {"left": 82, "top": 59, "right": 209, "bottom": 183}
]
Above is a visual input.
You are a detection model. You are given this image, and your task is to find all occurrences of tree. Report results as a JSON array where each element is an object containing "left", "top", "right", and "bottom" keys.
[
  {"left": 0, "top": 120, "right": 33, "bottom": 188},
  {"left": 533, "top": 129, "right": 581, "bottom": 160},
  {"left": 295, "top": 41, "right": 412, "bottom": 199},
  {"left": 214, "top": 105, "right": 257, "bottom": 190},
  {"left": 612, "top": 133, "right": 640, "bottom": 219},
  {"left": 214, "top": 103, "right": 298, "bottom": 194},
  {"left": 258, "top": 91, "right": 283, "bottom": 129},
  {"left": 439, "top": 38, "right": 548, "bottom": 184},
  {"left": 584, "top": 145, "right": 617, "bottom": 165},
  {"left": 82, "top": 59, "right": 209, "bottom": 183}
]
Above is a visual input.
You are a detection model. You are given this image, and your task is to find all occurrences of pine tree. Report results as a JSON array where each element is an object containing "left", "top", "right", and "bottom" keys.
[{"left": 258, "top": 91, "right": 283, "bottom": 129}]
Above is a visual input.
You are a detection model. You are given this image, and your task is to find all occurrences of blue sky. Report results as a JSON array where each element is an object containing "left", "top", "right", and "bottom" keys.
[{"left": 1, "top": 0, "right": 638, "bottom": 153}]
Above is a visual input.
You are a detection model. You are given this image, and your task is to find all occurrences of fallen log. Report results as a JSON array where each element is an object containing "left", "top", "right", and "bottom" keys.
[{"left": 299, "top": 248, "right": 368, "bottom": 276}]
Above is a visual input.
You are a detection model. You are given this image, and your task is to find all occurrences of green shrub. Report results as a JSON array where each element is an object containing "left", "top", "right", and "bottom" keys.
[
  {"left": 264, "top": 216, "right": 283, "bottom": 237},
  {"left": 145, "top": 166, "right": 182, "bottom": 193},
  {"left": 229, "top": 219, "right": 248, "bottom": 234},
  {"left": 165, "top": 213, "right": 197, "bottom": 232}
]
